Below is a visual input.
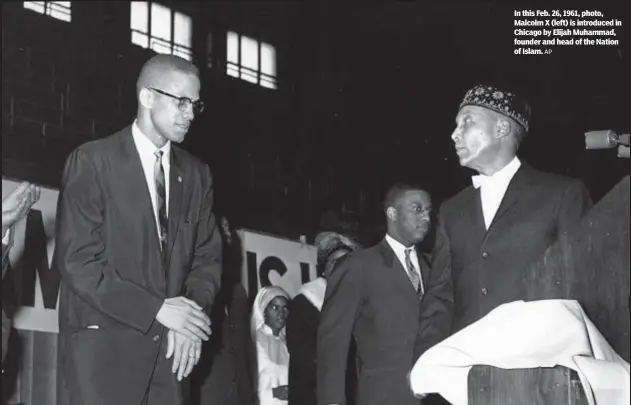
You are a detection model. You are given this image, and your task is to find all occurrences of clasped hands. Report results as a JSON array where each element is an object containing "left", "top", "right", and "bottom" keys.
[{"left": 156, "top": 296, "right": 212, "bottom": 381}]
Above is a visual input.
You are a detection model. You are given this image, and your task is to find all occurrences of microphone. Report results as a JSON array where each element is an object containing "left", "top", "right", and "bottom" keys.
[{"left": 585, "top": 130, "right": 630, "bottom": 159}]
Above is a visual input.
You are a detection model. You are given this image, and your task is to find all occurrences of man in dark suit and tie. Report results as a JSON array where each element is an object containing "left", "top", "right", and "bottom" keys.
[
  {"left": 415, "top": 84, "right": 593, "bottom": 357},
  {"left": 54, "top": 54, "right": 222, "bottom": 405},
  {"left": 2, "top": 182, "right": 41, "bottom": 364},
  {"left": 317, "top": 184, "right": 432, "bottom": 405}
]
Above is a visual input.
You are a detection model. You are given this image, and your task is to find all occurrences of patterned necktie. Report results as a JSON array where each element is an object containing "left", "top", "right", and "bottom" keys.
[
  {"left": 154, "top": 151, "right": 167, "bottom": 252},
  {"left": 405, "top": 248, "right": 423, "bottom": 298}
]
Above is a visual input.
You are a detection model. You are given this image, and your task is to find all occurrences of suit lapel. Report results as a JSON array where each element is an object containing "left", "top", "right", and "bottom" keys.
[
  {"left": 485, "top": 164, "right": 531, "bottom": 236},
  {"left": 165, "top": 148, "right": 184, "bottom": 269},
  {"left": 378, "top": 239, "right": 420, "bottom": 299},
  {"left": 462, "top": 186, "right": 487, "bottom": 241},
  {"left": 416, "top": 250, "right": 431, "bottom": 290},
  {"left": 119, "top": 129, "right": 163, "bottom": 252}
]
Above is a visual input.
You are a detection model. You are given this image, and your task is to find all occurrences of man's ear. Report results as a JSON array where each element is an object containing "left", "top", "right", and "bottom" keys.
[
  {"left": 138, "top": 88, "right": 153, "bottom": 110},
  {"left": 386, "top": 207, "right": 397, "bottom": 222},
  {"left": 496, "top": 119, "right": 511, "bottom": 139}
]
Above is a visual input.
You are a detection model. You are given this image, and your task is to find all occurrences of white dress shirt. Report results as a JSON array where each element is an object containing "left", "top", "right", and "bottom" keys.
[
  {"left": 131, "top": 120, "right": 171, "bottom": 238},
  {"left": 472, "top": 156, "right": 521, "bottom": 229},
  {"left": 385, "top": 233, "right": 424, "bottom": 292}
]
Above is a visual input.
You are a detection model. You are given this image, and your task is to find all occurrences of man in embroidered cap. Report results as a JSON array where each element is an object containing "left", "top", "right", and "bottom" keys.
[{"left": 415, "top": 84, "right": 593, "bottom": 356}]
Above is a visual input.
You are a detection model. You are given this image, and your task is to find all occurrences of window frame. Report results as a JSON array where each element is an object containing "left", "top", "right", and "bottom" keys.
[
  {"left": 225, "top": 30, "right": 277, "bottom": 90},
  {"left": 130, "top": 1, "right": 193, "bottom": 61},
  {"left": 23, "top": 1, "right": 72, "bottom": 22}
]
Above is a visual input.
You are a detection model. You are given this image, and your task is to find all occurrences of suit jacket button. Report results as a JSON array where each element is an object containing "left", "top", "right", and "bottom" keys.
[
  {"left": 482, "top": 252, "right": 489, "bottom": 258},
  {"left": 481, "top": 288, "right": 488, "bottom": 295},
  {"left": 153, "top": 334, "right": 160, "bottom": 342}
]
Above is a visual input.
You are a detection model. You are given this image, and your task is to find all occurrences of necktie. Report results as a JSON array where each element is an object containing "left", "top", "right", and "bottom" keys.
[
  {"left": 154, "top": 151, "right": 167, "bottom": 252},
  {"left": 405, "top": 248, "right": 423, "bottom": 298}
]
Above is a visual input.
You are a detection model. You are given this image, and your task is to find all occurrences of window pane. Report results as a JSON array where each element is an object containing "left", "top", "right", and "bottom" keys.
[
  {"left": 174, "top": 45, "right": 193, "bottom": 61},
  {"left": 260, "top": 74, "right": 277, "bottom": 90},
  {"left": 151, "top": 3, "right": 172, "bottom": 41},
  {"left": 260, "top": 42, "right": 276, "bottom": 77},
  {"left": 49, "top": 8, "right": 71, "bottom": 22},
  {"left": 131, "top": 31, "right": 149, "bottom": 48},
  {"left": 174, "top": 12, "right": 191, "bottom": 47},
  {"left": 240, "top": 66, "right": 257, "bottom": 84},
  {"left": 240, "top": 35, "right": 258, "bottom": 71},
  {"left": 130, "top": 1, "right": 148, "bottom": 33},
  {"left": 226, "top": 62, "right": 239, "bottom": 78},
  {"left": 48, "top": 2, "right": 71, "bottom": 22},
  {"left": 23, "top": 1, "right": 45, "bottom": 14},
  {"left": 226, "top": 31, "right": 239, "bottom": 64},
  {"left": 150, "top": 37, "right": 172, "bottom": 55}
]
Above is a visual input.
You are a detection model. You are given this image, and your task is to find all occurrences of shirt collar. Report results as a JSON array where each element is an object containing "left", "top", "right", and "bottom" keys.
[
  {"left": 385, "top": 233, "right": 415, "bottom": 257},
  {"left": 472, "top": 156, "right": 521, "bottom": 189},
  {"left": 131, "top": 119, "right": 171, "bottom": 161}
]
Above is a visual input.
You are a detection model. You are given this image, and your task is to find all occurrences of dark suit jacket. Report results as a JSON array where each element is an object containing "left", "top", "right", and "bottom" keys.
[
  {"left": 288, "top": 293, "right": 358, "bottom": 405},
  {"left": 53, "top": 126, "right": 223, "bottom": 405},
  {"left": 317, "top": 239, "right": 429, "bottom": 405},
  {"left": 287, "top": 294, "right": 321, "bottom": 405},
  {"left": 2, "top": 243, "right": 10, "bottom": 363},
  {"left": 192, "top": 283, "right": 256, "bottom": 405},
  {"left": 416, "top": 162, "right": 593, "bottom": 355}
]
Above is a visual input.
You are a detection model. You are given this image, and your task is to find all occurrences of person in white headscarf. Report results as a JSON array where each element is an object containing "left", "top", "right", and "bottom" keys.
[{"left": 252, "top": 285, "right": 291, "bottom": 405}]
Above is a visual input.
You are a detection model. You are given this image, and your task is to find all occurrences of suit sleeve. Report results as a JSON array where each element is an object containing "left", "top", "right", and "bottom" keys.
[
  {"left": 182, "top": 165, "right": 222, "bottom": 312},
  {"left": 54, "top": 148, "right": 164, "bottom": 333},
  {"left": 287, "top": 295, "right": 318, "bottom": 367},
  {"left": 317, "top": 257, "right": 363, "bottom": 405},
  {"left": 556, "top": 179, "right": 593, "bottom": 237},
  {"left": 414, "top": 208, "right": 454, "bottom": 359}
]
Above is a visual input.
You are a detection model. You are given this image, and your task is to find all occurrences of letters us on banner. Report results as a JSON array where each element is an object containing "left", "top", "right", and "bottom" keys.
[{"left": 2, "top": 178, "right": 317, "bottom": 334}]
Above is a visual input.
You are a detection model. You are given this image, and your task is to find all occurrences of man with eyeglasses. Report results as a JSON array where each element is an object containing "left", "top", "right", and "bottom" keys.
[{"left": 54, "top": 54, "right": 222, "bottom": 405}]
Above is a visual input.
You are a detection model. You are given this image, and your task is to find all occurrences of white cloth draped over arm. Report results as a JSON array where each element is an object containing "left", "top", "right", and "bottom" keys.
[{"left": 409, "top": 299, "right": 630, "bottom": 405}]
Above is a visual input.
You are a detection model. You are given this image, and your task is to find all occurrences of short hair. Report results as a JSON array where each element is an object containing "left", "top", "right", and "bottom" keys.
[
  {"left": 511, "top": 118, "right": 528, "bottom": 149},
  {"left": 382, "top": 183, "right": 425, "bottom": 213},
  {"left": 136, "top": 54, "right": 200, "bottom": 97},
  {"left": 492, "top": 111, "right": 528, "bottom": 151}
]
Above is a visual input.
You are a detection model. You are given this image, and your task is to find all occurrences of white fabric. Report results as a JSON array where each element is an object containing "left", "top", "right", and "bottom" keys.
[
  {"left": 2, "top": 227, "right": 12, "bottom": 247},
  {"left": 298, "top": 277, "right": 327, "bottom": 311},
  {"left": 410, "top": 299, "right": 630, "bottom": 405},
  {"left": 131, "top": 120, "right": 171, "bottom": 236},
  {"left": 471, "top": 156, "right": 521, "bottom": 229},
  {"left": 385, "top": 233, "right": 424, "bottom": 292},
  {"left": 252, "top": 286, "right": 291, "bottom": 405}
]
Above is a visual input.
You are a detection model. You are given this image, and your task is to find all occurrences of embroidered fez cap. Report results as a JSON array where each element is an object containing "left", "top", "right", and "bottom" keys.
[{"left": 459, "top": 84, "right": 531, "bottom": 132}]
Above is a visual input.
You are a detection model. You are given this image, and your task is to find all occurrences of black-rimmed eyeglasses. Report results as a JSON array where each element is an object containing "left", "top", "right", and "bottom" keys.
[{"left": 148, "top": 87, "right": 205, "bottom": 115}]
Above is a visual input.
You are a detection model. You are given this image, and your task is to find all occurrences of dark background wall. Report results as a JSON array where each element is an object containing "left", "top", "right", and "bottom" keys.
[{"left": 3, "top": 2, "right": 630, "bottom": 245}]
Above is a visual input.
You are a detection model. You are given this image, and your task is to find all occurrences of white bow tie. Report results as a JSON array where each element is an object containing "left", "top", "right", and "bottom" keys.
[{"left": 471, "top": 174, "right": 491, "bottom": 189}]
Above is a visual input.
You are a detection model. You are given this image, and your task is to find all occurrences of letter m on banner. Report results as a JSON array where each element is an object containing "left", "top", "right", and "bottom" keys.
[{"left": 19, "top": 209, "right": 61, "bottom": 310}]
